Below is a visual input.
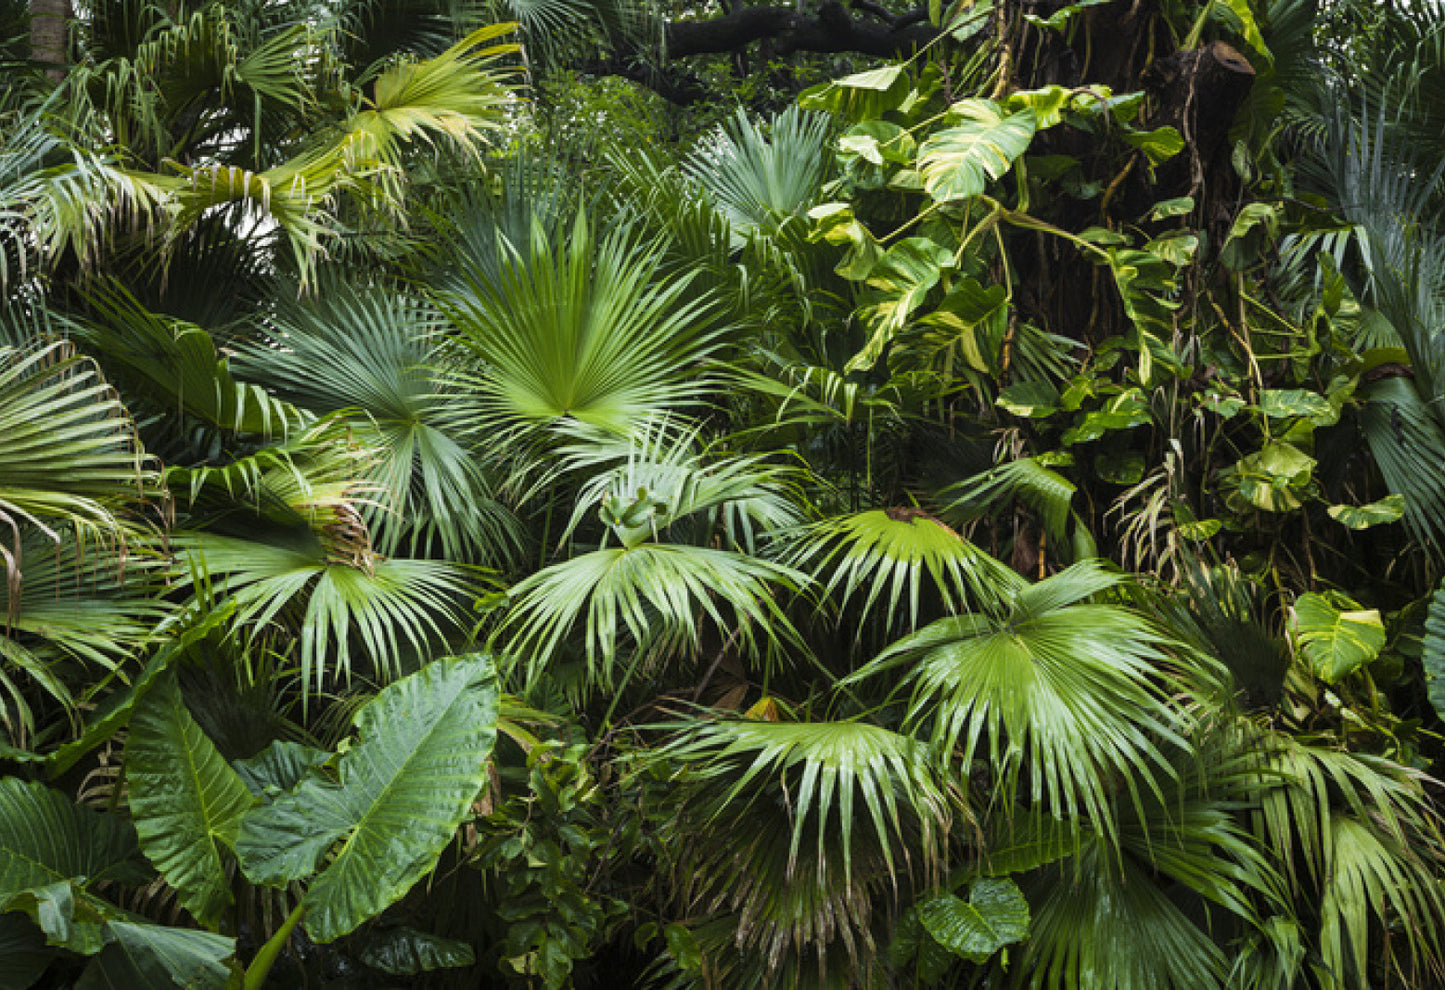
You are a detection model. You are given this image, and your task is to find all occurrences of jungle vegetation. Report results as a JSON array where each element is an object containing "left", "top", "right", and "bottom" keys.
[{"left": 3, "top": 0, "right": 1445, "bottom": 985}]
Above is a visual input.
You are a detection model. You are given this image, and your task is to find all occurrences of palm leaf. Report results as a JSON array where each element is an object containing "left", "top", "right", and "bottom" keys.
[
  {"left": 1250, "top": 734, "right": 1445, "bottom": 986},
  {"left": 496, "top": 542, "right": 806, "bottom": 696},
  {"left": 843, "top": 562, "right": 1185, "bottom": 845},
  {"left": 73, "top": 283, "right": 303, "bottom": 441},
  {"left": 785, "top": 508, "right": 1022, "bottom": 636},
  {"left": 655, "top": 717, "right": 951, "bottom": 981},
  {"left": 442, "top": 210, "right": 723, "bottom": 439},
  {"left": 559, "top": 415, "right": 805, "bottom": 554},
  {"left": 0, "top": 340, "right": 156, "bottom": 546},
  {"left": 231, "top": 273, "right": 523, "bottom": 564},
  {"left": 175, "top": 533, "right": 488, "bottom": 694}
]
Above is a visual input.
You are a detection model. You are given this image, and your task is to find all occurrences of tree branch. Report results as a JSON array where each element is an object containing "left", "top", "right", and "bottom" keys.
[{"left": 665, "top": 1, "right": 936, "bottom": 59}]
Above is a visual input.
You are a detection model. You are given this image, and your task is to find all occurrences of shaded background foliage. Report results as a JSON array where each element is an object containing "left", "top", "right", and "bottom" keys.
[{"left": 3, "top": 0, "right": 1445, "bottom": 986}]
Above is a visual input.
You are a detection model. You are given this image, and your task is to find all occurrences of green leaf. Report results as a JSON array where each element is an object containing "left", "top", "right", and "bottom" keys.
[
  {"left": 235, "top": 654, "right": 500, "bottom": 943},
  {"left": 1121, "top": 125, "right": 1185, "bottom": 165},
  {"left": 359, "top": 927, "right": 476, "bottom": 975},
  {"left": 663, "top": 923, "right": 702, "bottom": 972},
  {"left": 918, "top": 877, "right": 1030, "bottom": 963},
  {"left": 126, "top": 673, "right": 255, "bottom": 927},
  {"left": 1327, "top": 495, "right": 1406, "bottom": 530},
  {"left": 0, "top": 915, "right": 52, "bottom": 990},
  {"left": 1219, "top": 0, "right": 1272, "bottom": 67},
  {"left": 1223, "top": 442, "right": 1316, "bottom": 513},
  {"left": 232, "top": 742, "right": 331, "bottom": 799},
  {"left": 1221, "top": 202, "right": 1278, "bottom": 271},
  {"left": 1023, "top": 0, "right": 1110, "bottom": 30},
  {"left": 1258, "top": 389, "right": 1332, "bottom": 422},
  {"left": 1094, "top": 450, "right": 1145, "bottom": 485},
  {"left": 799, "top": 66, "right": 910, "bottom": 121},
  {"left": 850, "top": 237, "right": 954, "bottom": 371},
  {"left": 75, "top": 922, "right": 233, "bottom": 990},
  {"left": 1423, "top": 578, "right": 1445, "bottom": 723},
  {"left": 944, "top": 0, "right": 994, "bottom": 41},
  {"left": 918, "top": 101, "right": 1037, "bottom": 202},
  {"left": 1292, "top": 593, "right": 1385, "bottom": 684},
  {"left": 0, "top": 779, "right": 148, "bottom": 911},
  {"left": 997, "top": 381, "right": 1059, "bottom": 418},
  {"left": 1147, "top": 196, "right": 1195, "bottom": 220}
]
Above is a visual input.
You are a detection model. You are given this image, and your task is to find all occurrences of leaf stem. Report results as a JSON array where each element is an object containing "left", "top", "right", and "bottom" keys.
[{"left": 243, "top": 901, "right": 306, "bottom": 990}]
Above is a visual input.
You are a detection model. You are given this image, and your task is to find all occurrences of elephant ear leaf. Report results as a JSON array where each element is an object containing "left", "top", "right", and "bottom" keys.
[
  {"left": 1291, "top": 592, "right": 1385, "bottom": 684},
  {"left": 917, "top": 877, "right": 1031, "bottom": 963},
  {"left": 75, "top": 922, "right": 234, "bottom": 990},
  {"left": 235, "top": 653, "right": 501, "bottom": 943},
  {"left": 126, "top": 673, "right": 255, "bottom": 928}
]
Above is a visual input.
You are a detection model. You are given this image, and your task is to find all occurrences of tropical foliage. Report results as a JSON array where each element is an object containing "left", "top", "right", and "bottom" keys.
[{"left": 2, "top": 0, "right": 1445, "bottom": 986}]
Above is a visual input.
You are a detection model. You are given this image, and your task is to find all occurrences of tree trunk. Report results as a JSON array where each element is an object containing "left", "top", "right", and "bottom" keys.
[{"left": 28, "top": 0, "right": 69, "bottom": 82}]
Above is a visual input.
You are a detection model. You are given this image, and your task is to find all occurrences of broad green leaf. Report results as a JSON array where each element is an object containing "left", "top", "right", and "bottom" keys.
[
  {"left": 236, "top": 653, "right": 500, "bottom": 942},
  {"left": 808, "top": 202, "right": 883, "bottom": 280},
  {"left": 664, "top": 923, "right": 702, "bottom": 972},
  {"left": 0, "top": 915, "right": 52, "bottom": 989},
  {"left": 839, "top": 121, "right": 914, "bottom": 166},
  {"left": 1023, "top": 0, "right": 1110, "bottom": 30},
  {"left": 1005, "top": 85, "right": 1074, "bottom": 128},
  {"left": 1292, "top": 593, "right": 1385, "bottom": 684},
  {"left": 799, "top": 66, "right": 910, "bottom": 121},
  {"left": 0, "top": 779, "right": 148, "bottom": 910},
  {"left": 918, "top": 101, "right": 1037, "bottom": 202},
  {"left": 1221, "top": 202, "right": 1278, "bottom": 271},
  {"left": 75, "top": 922, "right": 233, "bottom": 990},
  {"left": 850, "top": 238, "right": 954, "bottom": 371},
  {"left": 1224, "top": 442, "right": 1315, "bottom": 512},
  {"left": 1327, "top": 495, "right": 1406, "bottom": 530},
  {"left": 1094, "top": 450, "right": 1146, "bottom": 484},
  {"left": 232, "top": 741, "right": 331, "bottom": 798},
  {"left": 1220, "top": 0, "right": 1272, "bottom": 67},
  {"left": 1176, "top": 518, "right": 1222, "bottom": 540},
  {"left": 945, "top": 0, "right": 993, "bottom": 40},
  {"left": 918, "top": 877, "right": 1030, "bottom": 963},
  {"left": 1121, "top": 125, "right": 1185, "bottom": 165},
  {"left": 1258, "top": 389, "right": 1332, "bottom": 422},
  {"left": 3, "top": 881, "right": 106, "bottom": 954},
  {"left": 126, "top": 674, "right": 255, "bottom": 927},
  {"left": 889, "top": 906, "right": 956, "bottom": 982},
  {"left": 997, "top": 381, "right": 1060, "bottom": 418},
  {"left": 1147, "top": 196, "right": 1195, "bottom": 219},
  {"left": 918, "top": 278, "right": 1009, "bottom": 373},
  {"left": 359, "top": 927, "right": 476, "bottom": 975},
  {"left": 1061, "top": 389, "right": 1152, "bottom": 444}
]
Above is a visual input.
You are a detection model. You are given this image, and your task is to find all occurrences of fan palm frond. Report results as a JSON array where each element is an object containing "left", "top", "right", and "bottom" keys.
[
  {"left": 174, "top": 533, "right": 490, "bottom": 695},
  {"left": 1250, "top": 733, "right": 1445, "bottom": 987},
  {"left": 0, "top": 532, "right": 164, "bottom": 745},
  {"left": 683, "top": 106, "right": 833, "bottom": 249},
  {"left": 652, "top": 716, "right": 952, "bottom": 984},
  {"left": 441, "top": 210, "right": 724, "bottom": 440},
  {"left": 843, "top": 561, "right": 1186, "bottom": 846},
  {"left": 785, "top": 508, "right": 1022, "bottom": 637},
  {"left": 0, "top": 339, "right": 158, "bottom": 556},
  {"left": 495, "top": 540, "right": 807, "bottom": 697},
  {"left": 232, "top": 272, "right": 524, "bottom": 565},
  {"left": 559, "top": 414, "right": 806, "bottom": 554}
]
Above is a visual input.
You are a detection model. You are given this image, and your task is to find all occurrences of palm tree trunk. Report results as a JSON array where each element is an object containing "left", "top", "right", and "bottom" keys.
[{"left": 28, "top": 0, "right": 69, "bottom": 82}]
